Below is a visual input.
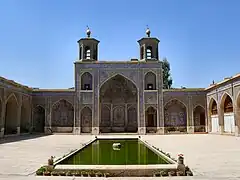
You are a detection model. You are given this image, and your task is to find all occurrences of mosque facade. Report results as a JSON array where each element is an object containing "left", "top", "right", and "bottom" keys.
[{"left": 0, "top": 28, "right": 239, "bottom": 137}]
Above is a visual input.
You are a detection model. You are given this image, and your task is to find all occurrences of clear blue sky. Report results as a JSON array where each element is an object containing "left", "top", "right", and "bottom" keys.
[{"left": 0, "top": 0, "right": 240, "bottom": 89}]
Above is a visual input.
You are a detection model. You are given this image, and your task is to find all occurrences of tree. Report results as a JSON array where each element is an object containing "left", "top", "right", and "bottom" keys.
[{"left": 162, "top": 57, "right": 173, "bottom": 89}]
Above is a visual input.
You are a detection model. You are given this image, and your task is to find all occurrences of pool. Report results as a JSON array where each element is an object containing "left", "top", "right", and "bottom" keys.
[{"left": 54, "top": 136, "right": 178, "bottom": 176}]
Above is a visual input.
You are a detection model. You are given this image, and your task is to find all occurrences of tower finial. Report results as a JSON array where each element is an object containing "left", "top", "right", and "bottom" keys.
[
  {"left": 146, "top": 25, "right": 151, "bottom": 37},
  {"left": 86, "top": 26, "right": 91, "bottom": 38}
]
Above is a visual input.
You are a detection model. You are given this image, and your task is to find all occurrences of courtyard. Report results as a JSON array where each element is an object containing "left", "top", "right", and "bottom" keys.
[{"left": 0, "top": 134, "right": 240, "bottom": 180}]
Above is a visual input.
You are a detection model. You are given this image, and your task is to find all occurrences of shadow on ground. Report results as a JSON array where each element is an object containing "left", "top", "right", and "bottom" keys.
[{"left": 0, "top": 134, "right": 51, "bottom": 144}]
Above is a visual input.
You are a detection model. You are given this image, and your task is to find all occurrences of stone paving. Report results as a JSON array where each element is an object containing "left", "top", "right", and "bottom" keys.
[{"left": 0, "top": 134, "right": 240, "bottom": 180}]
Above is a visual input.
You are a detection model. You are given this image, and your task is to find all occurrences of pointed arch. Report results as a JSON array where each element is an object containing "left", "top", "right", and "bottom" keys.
[
  {"left": 81, "top": 72, "right": 93, "bottom": 90},
  {"left": 100, "top": 73, "right": 138, "bottom": 90},
  {"left": 81, "top": 106, "right": 92, "bottom": 133},
  {"left": 193, "top": 105, "right": 206, "bottom": 132},
  {"left": 99, "top": 74, "right": 138, "bottom": 133},
  {"left": 209, "top": 98, "right": 218, "bottom": 115},
  {"left": 164, "top": 98, "right": 187, "bottom": 133},
  {"left": 5, "top": 93, "right": 18, "bottom": 106},
  {"left": 220, "top": 93, "right": 233, "bottom": 113},
  {"left": 145, "top": 106, "right": 157, "bottom": 133},
  {"left": 4, "top": 93, "right": 18, "bottom": 135},
  {"left": 51, "top": 99, "right": 74, "bottom": 131},
  {"left": 33, "top": 105, "right": 45, "bottom": 133},
  {"left": 144, "top": 71, "right": 156, "bottom": 90},
  {"left": 220, "top": 93, "right": 235, "bottom": 133}
]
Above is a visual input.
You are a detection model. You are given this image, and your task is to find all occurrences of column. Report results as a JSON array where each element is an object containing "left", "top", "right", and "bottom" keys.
[
  {"left": 125, "top": 104, "right": 128, "bottom": 130},
  {"left": 110, "top": 104, "right": 113, "bottom": 130},
  {"left": 218, "top": 106, "right": 224, "bottom": 134},
  {"left": 16, "top": 96, "right": 22, "bottom": 135},
  {"left": 234, "top": 102, "right": 240, "bottom": 136},
  {"left": 0, "top": 102, "right": 5, "bottom": 137},
  {"left": 92, "top": 69, "right": 99, "bottom": 135},
  {"left": 138, "top": 69, "right": 145, "bottom": 134},
  {"left": 74, "top": 95, "right": 81, "bottom": 134},
  {"left": 44, "top": 97, "right": 52, "bottom": 134},
  {"left": 187, "top": 96, "right": 194, "bottom": 133},
  {"left": 157, "top": 68, "right": 164, "bottom": 134}
]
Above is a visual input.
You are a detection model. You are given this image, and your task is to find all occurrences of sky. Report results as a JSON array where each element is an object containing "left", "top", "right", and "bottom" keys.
[{"left": 0, "top": 0, "right": 240, "bottom": 89}]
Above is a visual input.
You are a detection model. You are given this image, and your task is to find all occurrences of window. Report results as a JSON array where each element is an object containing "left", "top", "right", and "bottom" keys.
[
  {"left": 146, "top": 46, "right": 152, "bottom": 59},
  {"left": 147, "top": 84, "right": 153, "bottom": 90},
  {"left": 85, "top": 46, "right": 91, "bottom": 59}
]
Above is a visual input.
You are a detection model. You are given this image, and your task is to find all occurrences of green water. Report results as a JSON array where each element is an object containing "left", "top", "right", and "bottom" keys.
[{"left": 58, "top": 139, "right": 170, "bottom": 165}]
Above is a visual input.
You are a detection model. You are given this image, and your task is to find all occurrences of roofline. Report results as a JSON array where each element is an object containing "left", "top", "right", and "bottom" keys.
[
  {"left": 205, "top": 73, "right": 240, "bottom": 91},
  {"left": 32, "top": 89, "right": 75, "bottom": 92},
  {"left": 163, "top": 88, "right": 205, "bottom": 92},
  {"left": 0, "top": 76, "right": 32, "bottom": 91}
]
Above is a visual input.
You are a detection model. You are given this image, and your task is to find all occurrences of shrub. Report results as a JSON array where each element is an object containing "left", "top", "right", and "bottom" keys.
[
  {"left": 160, "top": 170, "right": 168, "bottom": 177},
  {"left": 81, "top": 171, "right": 88, "bottom": 177},
  {"left": 74, "top": 171, "right": 81, "bottom": 176},
  {"left": 177, "top": 171, "right": 184, "bottom": 176},
  {"left": 43, "top": 171, "right": 51, "bottom": 176},
  {"left": 59, "top": 171, "right": 66, "bottom": 176},
  {"left": 186, "top": 171, "right": 193, "bottom": 176},
  {"left": 104, "top": 172, "right": 110, "bottom": 177},
  {"left": 88, "top": 171, "right": 95, "bottom": 177},
  {"left": 154, "top": 172, "right": 161, "bottom": 177},
  {"left": 51, "top": 171, "right": 59, "bottom": 176},
  {"left": 66, "top": 171, "right": 73, "bottom": 176},
  {"left": 168, "top": 170, "right": 176, "bottom": 176},
  {"left": 96, "top": 172, "right": 103, "bottom": 177}
]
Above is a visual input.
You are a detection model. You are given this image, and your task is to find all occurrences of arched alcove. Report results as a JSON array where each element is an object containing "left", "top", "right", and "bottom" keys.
[
  {"left": 33, "top": 106, "right": 45, "bottom": 133},
  {"left": 81, "top": 72, "right": 93, "bottom": 90},
  {"left": 193, "top": 106, "right": 206, "bottom": 132},
  {"left": 99, "top": 74, "right": 138, "bottom": 133},
  {"left": 209, "top": 98, "right": 219, "bottom": 133},
  {"left": 221, "top": 94, "right": 235, "bottom": 133},
  {"left": 81, "top": 106, "right": 92, "bottom": 133},
  {"left": 51, "top": 99, "right": 74, "bottom": 133},
  {"left": 4, "top": 94, "right": 18, "bottom": 135},
  {"left": 145, "top": 106, "right": 157, "bottom": 133},
  {"left": 164, "top": 99, "right": 187, "bottom": 133},
  {"left": 144, "top": 72, "right": 156, "bottom": 90}
]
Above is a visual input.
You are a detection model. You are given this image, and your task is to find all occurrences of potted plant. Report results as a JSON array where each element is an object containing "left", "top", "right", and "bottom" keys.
[
  {"left": 66, "top": 171, "right": 73, "bottom": 176},
  {"left": 186, "top": 171, "right": 193, "bottom": 176},
  {"left": 59, "top": 171, "right": 66, "bottom": 176},
  {"left": 176, "top": 170, "right": 184, "bottom": 176},
  {"left": 43, "top": 171, "right": 51, "bottom": 176},
  {"left": 160, "top": 170, "right": 168, "bottom": 177},
  {"left": 36, "top": 170, "right": 44, "bottom": 176},
  {"left": 96, "top": 172, "right": 103, "bottom": 177},
  {"left": 104, "top": 172, "right": 110, "bottom": 177},
  {"left": 88, "top": 171, "right": 95, "bottom": 177},
  {"left": 168, "top": 170, "right": 176, "bottom": 176},
  {"left": 48, "top": 156, "right": 54, "bottom": 166},
  {"left": 51, "top": 171, "right": 59, "bottom": 176},
  {"left": 154, "top": 172, "right": 161, "bottom": 177},
  {"left": 74, "top": 171, "right": 81, "bottom": 176},
  {"left": 81, "top": 171, "right": 88, "bottom": 177}
]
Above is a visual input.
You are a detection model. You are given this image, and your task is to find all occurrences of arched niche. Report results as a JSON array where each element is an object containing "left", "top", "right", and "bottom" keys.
[
  {"left": 81, "top": 72, "right": 93, "bottom": 90},
  {"left": 4, "top": 94, "right": 18, "bottom": 135},
  {"left": 221, "top": 94, "right": 235, "bottom": 133},
  {"left": 164, "top": 99, "right": 187, "bottom": 133},
  {"left": 51, "top": 99, "right": 74, "bottom": 132},
  {"left": 81, "top": 106, "right": 92, "bottom": 133},
  {"left": 33, "top": 106, "right": 45, "bottom": 133},
  {"left": 144, "top": 72, "right": 156, "bottom": 90},
  {"left": 145, "top": 106, "right": 157, "bottom": 133},
  {"left": 193, "top": 105, "right": 206, "bottom": 132},
  {"left": 209, "top": 98, "right": 219, "bottom": 133},
  {"left": 99, "top": 74, "right": 138, "bottom": 133}
]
